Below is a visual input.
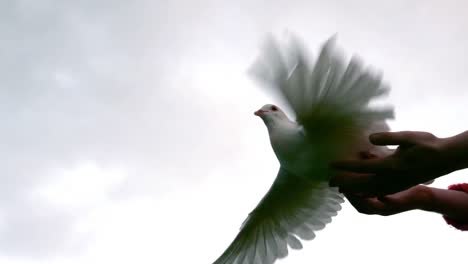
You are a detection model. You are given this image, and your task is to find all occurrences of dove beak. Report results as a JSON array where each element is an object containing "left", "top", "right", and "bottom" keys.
[{"left": 254, "top": 109, "right": 267, "bottom": 116}]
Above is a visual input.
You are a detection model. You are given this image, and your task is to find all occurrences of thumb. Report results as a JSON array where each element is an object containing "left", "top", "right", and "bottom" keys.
[
  {"left": 369, "top": 131, "right": 422, "bottom": 146},
  {"left": 377, "top": 189, "right": 414, "bottom": 210},
  {"left": 377, "top": 195, "right": 400, "bottom": 204}
]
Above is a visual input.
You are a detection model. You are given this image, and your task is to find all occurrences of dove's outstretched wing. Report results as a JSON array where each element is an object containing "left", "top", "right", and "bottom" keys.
[
  {"left": 250, "top": 35, "right": 393, "bottom": 141},
  {"left": 213, "top": 35, "right": 394, "bottom": 264},
  {"left": 213, "top": 168, "right": 344, "bottom": 264}
]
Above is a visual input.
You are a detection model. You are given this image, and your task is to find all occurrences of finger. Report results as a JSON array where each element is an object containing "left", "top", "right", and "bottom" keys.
[
  {"left": 376, "top": 196, "right": 410, "bottom": 213},
  {"left": 345, "top": 194, "right": 389, "bottom": 215},
  {"left": 377, "top": 187, "right": 420, "bottom": 210},
  {"left": 377, "top": 187, "right": 414, "bottom": 202},
  {"left": 370, "top": 131, "right": 422, "bottom": 146},
  {"left": 335, "top": 173, "right": 408, "bottom": 197},
  {"left": 330, "top": 171, "right": 364, "bottom": 187},
  {"left": 330, "top": 172, "right": 374, "bottom": 191},
  {"left": 377, "top": 195, "right": 402, "bottom": 205},
  {"left": 347, "top": 193, "right": 409, "bottom": 216},
  {"left": 358, "top": 151, "right": 378, "bottom": 160},
  {"left": 330, "top": 158, "right": 386, "bottom": 173}
]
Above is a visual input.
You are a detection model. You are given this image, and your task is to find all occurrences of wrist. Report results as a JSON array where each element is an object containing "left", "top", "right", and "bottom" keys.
[{"left": 436, "top": 132, "right": 468, "bottom": 172}]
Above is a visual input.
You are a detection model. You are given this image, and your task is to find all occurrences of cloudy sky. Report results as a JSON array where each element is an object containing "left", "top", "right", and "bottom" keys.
[{"left": 1, "top": 0, "right": 467, "bottom": 263}]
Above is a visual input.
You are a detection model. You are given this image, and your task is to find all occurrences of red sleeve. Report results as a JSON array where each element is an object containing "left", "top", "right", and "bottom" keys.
[{"left": 443, "top": 183, "right": 468, "bottom": 231}]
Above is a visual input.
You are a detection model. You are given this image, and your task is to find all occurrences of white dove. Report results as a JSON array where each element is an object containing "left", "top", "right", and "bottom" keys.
[{"left": 212, "top": 35, "right": 394, "bottom": 264}]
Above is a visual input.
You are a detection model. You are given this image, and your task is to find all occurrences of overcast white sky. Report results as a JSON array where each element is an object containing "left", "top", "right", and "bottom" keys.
[{"left": 1, "top": 0, "right": 467, "bottom": 263}]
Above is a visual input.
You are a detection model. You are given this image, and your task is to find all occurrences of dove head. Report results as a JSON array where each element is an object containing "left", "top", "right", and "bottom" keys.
[{"left": 254, "top": 104, "right": 290, "bottom": 128}]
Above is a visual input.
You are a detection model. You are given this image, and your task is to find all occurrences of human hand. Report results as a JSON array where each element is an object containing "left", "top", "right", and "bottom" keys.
[
  {"left": 344, "top": 185, "right": 432, "bottom": 216},
  {"left": 330, "top": 131, "right": 453, "bottom": 196}
]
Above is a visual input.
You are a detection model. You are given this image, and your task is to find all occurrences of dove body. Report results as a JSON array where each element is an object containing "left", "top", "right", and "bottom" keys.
[{"left": 255, "top": 104, "right": 332, "bottom": 180}]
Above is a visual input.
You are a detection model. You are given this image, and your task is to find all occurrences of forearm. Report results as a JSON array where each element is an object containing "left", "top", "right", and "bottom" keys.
[
  {"left": 417, "top": 186, "right": 468, "bottom": 222},
  {"left": 439, "top": 130, "right": 468, "bottom": 172}
]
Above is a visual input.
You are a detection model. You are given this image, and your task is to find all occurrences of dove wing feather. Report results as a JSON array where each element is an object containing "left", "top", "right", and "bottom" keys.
[
  {"left": 250, "top": 35, "right": 394, "bottom": 140},
  {"left": 213, "top": 168, "right": 344, "bottom": 264}
]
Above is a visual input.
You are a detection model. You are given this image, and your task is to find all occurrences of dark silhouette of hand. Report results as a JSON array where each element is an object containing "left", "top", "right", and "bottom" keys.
[
  {"left": 330, "top": 131, "right": 455, "bottom": 196},
  {"left": 344, "top": 185, "right": 431, "bottom": 216}
]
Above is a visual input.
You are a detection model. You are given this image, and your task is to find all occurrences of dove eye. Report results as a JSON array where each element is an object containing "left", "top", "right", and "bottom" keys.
[{"left": 271, "top": 105, "right": 278, "bottom": 111}]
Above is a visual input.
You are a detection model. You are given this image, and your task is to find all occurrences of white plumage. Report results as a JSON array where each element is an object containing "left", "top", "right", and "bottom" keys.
[{"left": 212, "top": 35, "right": 394, "bottom": 264}]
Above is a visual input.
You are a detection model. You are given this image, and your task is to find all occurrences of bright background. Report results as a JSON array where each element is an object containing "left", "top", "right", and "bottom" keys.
[{"left": 1, "top": 0, "right": 467, "bottom": 263}]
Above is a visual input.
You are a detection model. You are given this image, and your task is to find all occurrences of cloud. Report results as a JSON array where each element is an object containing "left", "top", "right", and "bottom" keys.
[
  {"left": 1, "top": 0, "right": 468, "bottom": 262},
  {"left": 0, "top": 0, "right": 265, "bottom": 258},
  {"left": 0, "top": 0, "right": 195, "bottom": 257}
]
